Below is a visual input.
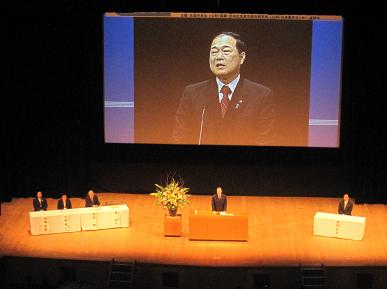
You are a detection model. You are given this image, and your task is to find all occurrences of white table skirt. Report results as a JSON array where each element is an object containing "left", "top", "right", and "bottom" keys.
[
  {"left": 313, "top": 211, "right": 366, "bottom": 240},
  {"left": 29, "top": 205, "right": 129, "bottom": 235}
]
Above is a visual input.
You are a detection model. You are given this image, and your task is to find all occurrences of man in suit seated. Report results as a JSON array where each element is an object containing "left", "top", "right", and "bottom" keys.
[
  {"left": 338, "top": 193, "right": 354, "bottom": 215},
  {"left": 85, "top": 190, "right": 100, "bottom": 207},
  {"left": 212, "top": 186, "right": 227, "bottom": 213},
  {"left": 33, "top": 191, "right": 48, "bottom": 211},
  {"left": 57, "top": 193, "right": 72, "bottom": 210},
  {"left": 173, "top": 31, "right": 276, "bottom": 146}
]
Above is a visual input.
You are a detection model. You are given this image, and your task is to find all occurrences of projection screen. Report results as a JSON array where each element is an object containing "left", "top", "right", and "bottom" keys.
[{"left": 104, "top": 12, "right": 343, "bottom": 147}]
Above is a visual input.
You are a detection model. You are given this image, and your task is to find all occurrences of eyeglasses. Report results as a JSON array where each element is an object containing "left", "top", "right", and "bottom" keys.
[{"left": 210, "top": 48, "right": 234, "bottom": 58}]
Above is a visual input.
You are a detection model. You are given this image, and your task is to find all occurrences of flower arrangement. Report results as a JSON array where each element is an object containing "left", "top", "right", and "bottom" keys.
[{"left": 150, "top": 177, "right": 190, "bottom": 215}]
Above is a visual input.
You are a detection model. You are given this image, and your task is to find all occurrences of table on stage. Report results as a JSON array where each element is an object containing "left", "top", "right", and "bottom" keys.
[
  {"left": 313, "top": 211, "right": 366, "bottom": 240},
  {"left": 29, "top": 205, "right": 129, "bottom": 235},
  {"left": 189, "top": 212, "right": 248, "bottom": 241}
]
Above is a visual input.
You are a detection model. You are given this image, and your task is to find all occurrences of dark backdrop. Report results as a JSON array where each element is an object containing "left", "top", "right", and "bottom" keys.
[
  {"left": 134, "top": 18, "right": 312, "bottom": 146},
  {"left": 3, "top": 0, "right": 386, "bottom": 204}
]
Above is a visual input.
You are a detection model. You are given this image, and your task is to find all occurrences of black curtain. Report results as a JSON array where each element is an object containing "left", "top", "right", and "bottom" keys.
[{"left": 342, "top": 15, "right": 386, "bottom": 204}]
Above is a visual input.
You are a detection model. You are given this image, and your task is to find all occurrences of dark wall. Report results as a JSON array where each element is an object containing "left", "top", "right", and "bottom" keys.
[
  {"left": 2, "top": 256, "right": 387, "bottom": 288},
  {"left": 3, "top": 0, "right": 386, "bottom": 204}
]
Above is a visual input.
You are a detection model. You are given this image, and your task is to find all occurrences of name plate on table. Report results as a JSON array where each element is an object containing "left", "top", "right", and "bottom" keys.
[
  {"left": 313, "top": 212, "right": 366, "bottom": 240},
  {"left": 29, "top": 205, "right": 129, "bottom": 235}
]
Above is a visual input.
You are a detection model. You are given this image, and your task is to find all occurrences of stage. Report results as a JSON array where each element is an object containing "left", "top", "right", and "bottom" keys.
[{"left": 0, "top": 194, "right": 386, "bottom": 267}]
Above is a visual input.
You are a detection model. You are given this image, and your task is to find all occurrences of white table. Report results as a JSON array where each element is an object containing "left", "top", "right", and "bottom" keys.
[
  {"left": 313, "top": 211, "right": 366, "bottom": 240},
  {"left": 80, "top": 205, "right": 129, "bottom": 231},
  {"left": 29, "top": 205, "right": 129, "bottom": 235}
]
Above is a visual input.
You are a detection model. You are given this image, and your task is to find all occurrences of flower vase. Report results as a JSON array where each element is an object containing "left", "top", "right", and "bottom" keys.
[{"left": 168, "top": 208, "right": 177, "bottom": 216}]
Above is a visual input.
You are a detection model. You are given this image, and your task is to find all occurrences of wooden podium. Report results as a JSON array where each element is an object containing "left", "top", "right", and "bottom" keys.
[
  {"left": 164, "top": 214, "right": 182, "bottom": 237},
  {"left": 189, "top": 212, "right": 248, "bottom": 241}
]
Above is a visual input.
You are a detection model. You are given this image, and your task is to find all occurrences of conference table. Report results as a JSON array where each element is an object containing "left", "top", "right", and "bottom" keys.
[
  {"left": 313, "top": 211, "right": 366, "bottom": 240},
  {"left": 189, "top": 211, "right": 248, "bottom": 241},
  {"left": 29, "top": 205, "right": 129, "bottom": 235}
]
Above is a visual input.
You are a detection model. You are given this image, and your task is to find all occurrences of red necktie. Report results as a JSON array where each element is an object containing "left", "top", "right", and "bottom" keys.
[{"left": 220, "top": 85, "right": 231, "bottom": 118}]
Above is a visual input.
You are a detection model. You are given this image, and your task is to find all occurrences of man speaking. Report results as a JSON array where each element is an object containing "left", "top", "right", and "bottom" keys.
[{"left": 173, "top": 32, "right": 275, "bottom": 146}]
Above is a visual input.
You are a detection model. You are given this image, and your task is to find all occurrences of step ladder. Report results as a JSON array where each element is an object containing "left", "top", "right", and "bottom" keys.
[
  {"left": 108, "top": 259, "right": 136, "bottom": 288},
  {"left": 300, "top": 263, "right": 326, "bottom": 288}
]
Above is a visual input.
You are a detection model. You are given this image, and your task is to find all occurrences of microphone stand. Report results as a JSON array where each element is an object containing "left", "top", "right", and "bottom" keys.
[{"left": 198, "top": 107, "right": 205, "bottom": 145}]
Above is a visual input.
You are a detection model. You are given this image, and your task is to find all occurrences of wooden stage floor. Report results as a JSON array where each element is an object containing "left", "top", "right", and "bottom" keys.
[{"left": 1, "top": 194, "right": 386, "bottom": 267}]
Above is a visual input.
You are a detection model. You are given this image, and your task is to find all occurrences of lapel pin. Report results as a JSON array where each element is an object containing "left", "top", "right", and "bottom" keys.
[{"left": 235, "top": 100, "right": 243, "bottom": 109}]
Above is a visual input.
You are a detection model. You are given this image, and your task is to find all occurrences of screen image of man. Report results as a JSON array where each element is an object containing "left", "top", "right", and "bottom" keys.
[
  {"left": 57, "top": 193, "right": 72, "bottom": 210},
  {"left": 338, "top": 193, "right": 354, "bottom": 215},
  {"left": 33, "top": 191, "right": 48, "bottom": 211},
  {"left": 85, "top": 190, "right": 100, "bottom": 208},
  {"left": 212, "top": 187, "right": 227, "bottom": 212},
  {"left": 173, "top": 32, "right": 275, "bottom": 146}
]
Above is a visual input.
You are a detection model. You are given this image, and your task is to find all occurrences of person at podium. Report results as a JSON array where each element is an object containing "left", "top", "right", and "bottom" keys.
[
  {"left": 338, "top": 193, "right": 353, "bottom": 215},
  {"left": 33, "top": 191, "right": 48, "bottom": 211},
  {"left": 212, "top": 186, "right": 227, "bottom": 213},
  {"left": 85, "top": 190, "right": 100, "bottom": 207},
  {"left": 172, "top": 32, "right": 276, "bottom": 146},
  {"left": 57, "top": 193, "right": 72, "bottom": 210}
]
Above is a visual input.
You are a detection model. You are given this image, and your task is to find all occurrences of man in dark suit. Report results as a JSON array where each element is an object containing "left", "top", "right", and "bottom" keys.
[
  {"left": 85, "top": 190, "right": 100, "bottom": 207},
  {"left": 57, "top": 193, "right": 72, "bottom": 210},
  {"left": 173, "top": 31, "right": 275, "bottom": 146},
  {"left": 338, "top": 193, "right": 354, "bottom": 215},
  {"left": 212, "top": 186, "right": 227, "bottom": 212},
  {"left": 33, "top": 191, "right": 48, "bottom": 211}
]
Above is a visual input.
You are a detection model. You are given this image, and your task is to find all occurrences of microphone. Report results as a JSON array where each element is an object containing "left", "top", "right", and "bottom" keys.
[{"left": 198, "top": 107, "right": 206, "bottom": 145}]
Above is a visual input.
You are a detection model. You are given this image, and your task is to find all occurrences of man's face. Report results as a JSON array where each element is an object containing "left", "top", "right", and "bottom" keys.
[
  {"left": 344, "top": 194, "right": 349, "bottom": 201},
  {"left": 209, "top": 35, "right": 245, "bottom": 82},
  {"left": 216, "top": 187, "right": 222, "bottom": 195},
  {"left": 62, "top": 195, "right": 67, "bottom": 201},
  {"left": 88, "top": 191, "right": 94, "bottom": 198},
  {"left": 37, "top": 192, "right": 42, "bottom": 198}
]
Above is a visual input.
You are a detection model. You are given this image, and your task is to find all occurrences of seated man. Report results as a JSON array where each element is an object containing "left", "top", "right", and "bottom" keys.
[
  {"left": 85, "top": 190, "right": 100, "bottom": 207},
  {"left": 211, "top": 186, "right": 227, "bottom": 213},
  {"left": 338, "top": 193, "right": 354, "bottom": 215},
  {"left": 57, "top": 193, "right": 72, "bottom": 210},
  {"left": 33, "top": 191, "right": 48, "bottom": 211}
]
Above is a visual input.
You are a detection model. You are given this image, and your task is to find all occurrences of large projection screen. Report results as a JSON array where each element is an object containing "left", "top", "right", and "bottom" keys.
[{"left": 104, "top": 12, "right": 343, "bottom": 147}]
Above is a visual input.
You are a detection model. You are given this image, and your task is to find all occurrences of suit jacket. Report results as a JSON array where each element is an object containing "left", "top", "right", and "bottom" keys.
[
  {"left": 85, "top": 195, "right": 100, "bottom": 207},
  {"left": 57, "top": 199, "right": 72, "bottom": 210},
  {"left": 338, "top": 199, "right": 353, "bottom": 215},
  {"left": 33, "top": 197, "right": 48, "bottom": 211},
  {"left": 211, "top": 194, "right": 227, "bottom": 212},
  {"left": 173, "top": 77, "right": 275, "bottom": 146}
]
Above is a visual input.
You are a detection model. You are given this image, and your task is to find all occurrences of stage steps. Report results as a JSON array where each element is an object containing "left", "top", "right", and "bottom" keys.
[
  {"left": 108, "top": 259, "right": 136, "bottom": 288},
  {"left": 300, "top": 263, "right": 326, "bottom": 288}
]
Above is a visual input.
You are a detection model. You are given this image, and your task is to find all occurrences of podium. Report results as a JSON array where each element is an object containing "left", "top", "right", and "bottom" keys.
[
  {"left": 313, "top": 212, "right": 366, "bottom": 240},
  {"left": 164, "top": 214, "right": 182, "bottom": 237},
  {"left": 189, "top": 212, "right": 248, "bottom": 241}
]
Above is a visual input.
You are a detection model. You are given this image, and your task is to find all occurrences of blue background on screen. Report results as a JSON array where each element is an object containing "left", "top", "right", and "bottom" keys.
[
  {"left": 308, "top": 20, "right": 343, "bottom": 147},
  {"left": 104, "top": 16, "right": 134, "bottom": 143}
]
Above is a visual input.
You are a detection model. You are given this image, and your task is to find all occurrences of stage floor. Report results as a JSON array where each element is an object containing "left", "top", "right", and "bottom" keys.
[{"left": 1, "top": 194, "right": 386, "bottom": 267}]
